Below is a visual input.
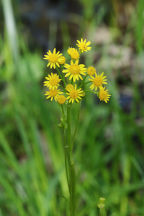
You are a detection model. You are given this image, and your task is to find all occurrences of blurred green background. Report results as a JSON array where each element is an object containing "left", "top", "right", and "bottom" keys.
[{"left": 0, "top": 0, "right": 144, "bottom": 215}]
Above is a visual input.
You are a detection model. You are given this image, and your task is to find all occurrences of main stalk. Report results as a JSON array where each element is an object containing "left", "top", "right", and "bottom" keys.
[{"left": 66, "top": 105, "right": 76, "bottom": 216}]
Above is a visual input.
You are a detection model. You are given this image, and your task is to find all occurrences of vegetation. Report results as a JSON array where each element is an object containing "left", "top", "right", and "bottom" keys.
[{"left": 0, "top": 0, "right": 144, "bottom": 215}]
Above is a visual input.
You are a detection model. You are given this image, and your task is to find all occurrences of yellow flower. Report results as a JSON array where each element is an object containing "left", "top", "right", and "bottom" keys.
[
  {"left": 44, "top": 48, "right": 62, "bottom": 69},
  {"left": 67, "top": 48, "right": 80, "bottom": 60},
  {"left": 44, "top": 89, "right": 62, "bottom": 101},
  {"left": 89, "top": 72, "right": 107, "bottom": 90},
  {"left": 58, "top": 56, "right": 66, "bottom": 64},
  {"left": 77, "top": 38, "right": 91, "bottom": 53},
  {"left": 87, "top": 66, "right": 96, "bottom": 76},
  {"left": 99, "top": 87, "right": 111, "bottom": 103},
  {"left": 56, "top": 95, "right": 67, "bottom": 104},
  {"left": 63, "top": 60, "right": 86, "bottom": 82},
  {"left": 65, "top": 84, "right": 74, "bottom": 91},
  {"left": 66, "top": 85, "right": 85, "bottom": 103},
  {"left": 43, "top": 73, "right": 61, "bottom": 90}
]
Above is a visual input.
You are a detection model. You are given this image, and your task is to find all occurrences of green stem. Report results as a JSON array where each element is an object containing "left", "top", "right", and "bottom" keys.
[
  {"left": 72, "top": 103, "right": 81, "bottom": 149},
  {"left": 60, "top": 105, "right": 70, "bottom": 192},
  {"left": 66, "top": 105, "right": 76, "bottom": 216},
  {"left": 61, "top": 104, "right": 76, "bottom": 216},
  {"left": 99, "top": 208, "right": 106, "bottom": 216}
]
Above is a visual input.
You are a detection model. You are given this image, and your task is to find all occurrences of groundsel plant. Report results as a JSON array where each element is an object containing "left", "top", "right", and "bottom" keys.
[{"left": 43, "top": 38, "right": 110, "bottom": 216}]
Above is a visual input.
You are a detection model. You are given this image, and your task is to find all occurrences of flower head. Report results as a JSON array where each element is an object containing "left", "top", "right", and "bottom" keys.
[
  {"left": 87, "top": 66, "right": 96, "bottom": 76},
  {"left": 89, "top": 72, "right": 107, "bottom": 90},
  {"left": 63, "top": 60, "right": 86, "bottom": 82},
  {"left": 58, "top": 56, "right": 66, "bottom": 65},
  {"left": 43, "top": 73, "right": 61, "bottom": 90},
  {"left": 45, "top": 89, "right": 62, "bottom": 101},
  {"left": 66, "top": 85, "right": 85, "bottom": 103},
  {"left": 44, "top": 48, "right": 62, "bottom": 69},
  {"left": 65, "top": 84, "right": 74, "bottom": 91},
  {"left": 43, "top": 39, "right": 111, "bottom": 105},
  {"left": 77, "top": 38, "right": 91, "bottom": 53},
  {"left": 99, "top": 87, "right": 111, "bottom": 103},
  {"left": 56, "top": 95, "right": 67, "bottom": 104},
  {"left": 67, "top": 48, "right": 80, "bottom": 60}
]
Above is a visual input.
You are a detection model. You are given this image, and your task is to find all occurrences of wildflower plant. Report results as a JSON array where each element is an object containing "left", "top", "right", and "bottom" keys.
[{"left": 43, "top": 38, "right": 111, "bottom": 216}]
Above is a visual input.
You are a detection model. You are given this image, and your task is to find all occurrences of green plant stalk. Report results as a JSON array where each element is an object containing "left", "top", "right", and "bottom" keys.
[
  {"left": 99, "top": 208, "right": 106, "bottom": 216},
  {"left": 62, "top": 104, "right": 76, "bottom": 216},
  {"left": 61, "top": 106, "right": 70, "bottom": 193},
  {"left": 67, "top": 105, "right": 76, "bottom": 216}
]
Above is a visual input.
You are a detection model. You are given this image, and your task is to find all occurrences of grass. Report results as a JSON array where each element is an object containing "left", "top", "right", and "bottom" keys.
[{"left": 0, "top": 0, "right": 144, "bottom": 215}]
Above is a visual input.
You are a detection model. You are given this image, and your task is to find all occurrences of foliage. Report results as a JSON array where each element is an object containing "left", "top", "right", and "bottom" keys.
[{"left": 0, "top": 0, "right": 144, "bottom": 215}]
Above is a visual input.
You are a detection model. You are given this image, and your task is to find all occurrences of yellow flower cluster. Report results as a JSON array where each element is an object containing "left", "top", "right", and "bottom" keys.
[{"left": 43, "top": 38, "right": 111, "bottom": 104}]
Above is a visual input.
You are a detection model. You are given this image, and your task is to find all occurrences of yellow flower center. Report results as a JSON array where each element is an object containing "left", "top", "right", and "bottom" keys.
[
  {"left": 58, "top": 56, "right": 65, "bottom": 64},
  {"left": 69, "top": 89, "right": 78, "bottom": 99},
  {"left": 49, "top": 54, "right": 58, "bottom": 63},
  {"left": 49, "top": 89, "right": 58, "bottom": 97},
  {"left": 49, "top": 77, "right": 59, "bottom": 86},
  {"left": 69, "top": 65, "right": 80, "bottom": 75},
  {"left": 66, "top": 84, "right": 74, "bottom": 91},
  {"left": 71, "top": 52, "right": 79, "bottom": 59},
  {"left": 99, "top": 91, "right": 107, "bottom": 100},
  {"left": 81, "top": 44, "right": 87, "bottom": 50},
  {"left": 57, "top": 95, "right": 66, "bottom": 104},
  {"left": 87, "top": 66, "right": 96, "bottom": 76},
  {"left": 93, "top": 76, "right": 103, "bottom": 87},
  {"left": 99, "top": 90, "right": 108, "bottom": 101},
  {"left": 79, "top": 42, "right": 88, "bottom": 52},
  {"left": 67, "top": 48, "right": 80, "bottom": 59}
]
